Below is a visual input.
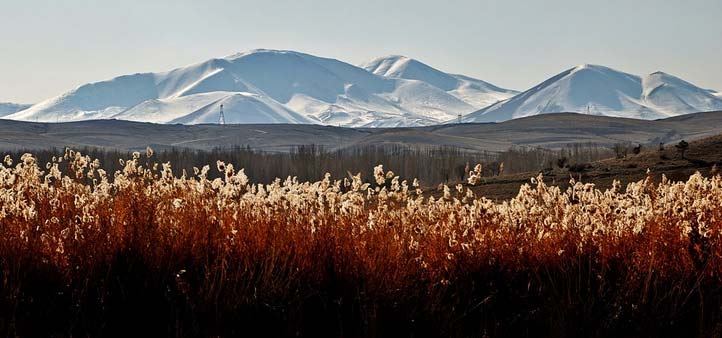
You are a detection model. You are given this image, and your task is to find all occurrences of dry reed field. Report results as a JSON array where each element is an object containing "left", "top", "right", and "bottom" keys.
[{"left": 1, "top": 148, "right": 722, "bottom": 337}]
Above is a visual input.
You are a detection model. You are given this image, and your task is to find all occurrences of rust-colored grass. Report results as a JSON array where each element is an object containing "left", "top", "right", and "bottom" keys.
[{"left": 1, "top": 149, "right": 722, "bottom": 337}]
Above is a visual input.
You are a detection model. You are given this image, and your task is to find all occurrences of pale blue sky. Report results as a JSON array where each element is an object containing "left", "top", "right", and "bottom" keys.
[{"left": 1, "top": 0, "right": 721, "bottom": 103}]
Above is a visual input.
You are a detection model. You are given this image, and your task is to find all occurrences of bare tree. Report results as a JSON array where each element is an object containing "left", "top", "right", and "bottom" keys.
[{"left": 613, "top": 143, "right": 629, "bottom": 159}]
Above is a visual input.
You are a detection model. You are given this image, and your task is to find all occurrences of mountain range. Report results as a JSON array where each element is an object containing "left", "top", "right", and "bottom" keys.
[
  {"left": 4, "top": 50, "right": 721, "bottom": 127},
  {"left": 6, "top": 50, "right": 515, "bottom": 127},
  {"left": 465, "top": 64, "right": 722, "bottom": 122}
]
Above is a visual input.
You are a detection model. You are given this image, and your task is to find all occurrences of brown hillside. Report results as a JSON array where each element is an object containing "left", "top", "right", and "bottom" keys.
[{"left": 465, "top": 134, "right": 722, "bottom": 200}]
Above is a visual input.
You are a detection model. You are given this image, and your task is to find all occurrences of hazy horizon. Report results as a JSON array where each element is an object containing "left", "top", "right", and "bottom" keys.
[{"left": 1, "top": 0, "right": 721, "bottom": 103}]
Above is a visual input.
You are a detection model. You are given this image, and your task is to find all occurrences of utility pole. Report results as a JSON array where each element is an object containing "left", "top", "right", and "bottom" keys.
[{"left": 219, "top": 104, "right": 225, "bottom": 125}]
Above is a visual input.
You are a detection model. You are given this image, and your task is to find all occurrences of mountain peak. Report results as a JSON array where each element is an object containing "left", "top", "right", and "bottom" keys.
[
  {"left": 224, "top": 49, "right": 306, "bottom": 60},
  {"left": 569, "top": 63, "right": 621, "bottom": 74},
  {"left": 373, "top": 55, "right": 421, "bottom": 67},
  {"left": 362, "top": 55, "right": 517, "bottom": 106},
  {"left": 645, "top": 71, "right": 683, "bottom": 84},
  {"left": 644, "top": 70, "right": 691, "bottom": 87},
  {"left": 378, "top": 54, "right": 411, "bottom": 61},
  {"left": 361, "top": 55, "right": 429, "bottom": 78},
  {"left": 641, "top": 70, "right": 722, "bottom": 114},
  {"left": 465, "top": 64, "right": 722, "bottom": 123}
]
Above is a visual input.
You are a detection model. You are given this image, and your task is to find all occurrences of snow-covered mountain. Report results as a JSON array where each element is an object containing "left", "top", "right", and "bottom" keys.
[
  {"left": 7, "top": 50, "right": 513, "bottom": 127},
  {"left": 9, "top": 55, "right": 720, "bottom": 127},
  {"left": 465, "top": 64, "right": 722, "bottom": 122},
  {"left": 643, "top": 72, "right": 722, "bottom": 115},
  {"left": 0, "top": 102, "right": 31, "bottom": 117},
  {"left": 362, "top": 55, "right": 517, "bottom": 108}
]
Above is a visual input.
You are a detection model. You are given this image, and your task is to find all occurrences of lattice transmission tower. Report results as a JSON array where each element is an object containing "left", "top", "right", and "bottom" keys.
[{"left": 219, "top": 104, "right": 225, "bottom": 125}]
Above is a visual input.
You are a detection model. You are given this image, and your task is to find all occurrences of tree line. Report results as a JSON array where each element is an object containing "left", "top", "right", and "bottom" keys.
[{"left": 3, "top": 143, "right": 613, "bottom": 185}]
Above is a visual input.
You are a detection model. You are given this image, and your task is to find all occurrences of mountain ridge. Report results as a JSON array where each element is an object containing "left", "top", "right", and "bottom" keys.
[
  {"left": 465, "top": 64, "right": 722, "bottom": 122},
  {"left": 6, "top": 52, "right": 722, "bottom": 126},
  {"left": 361, "top": 55, "right": 518, "bottom": 108},
  {"left": 8, "top": 49, "right": 514, "bottom": 127}
]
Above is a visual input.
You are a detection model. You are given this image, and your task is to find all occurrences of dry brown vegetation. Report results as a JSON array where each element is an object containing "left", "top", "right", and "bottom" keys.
[
  {"left": 0, "top": 142, "right": 611, "bottom": 187},
  {"left": 1, "top": 146, "right": 722, "bottom": 337},
  {"left": 469, "top": 135, "right": 722, "bottom": 200}
]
